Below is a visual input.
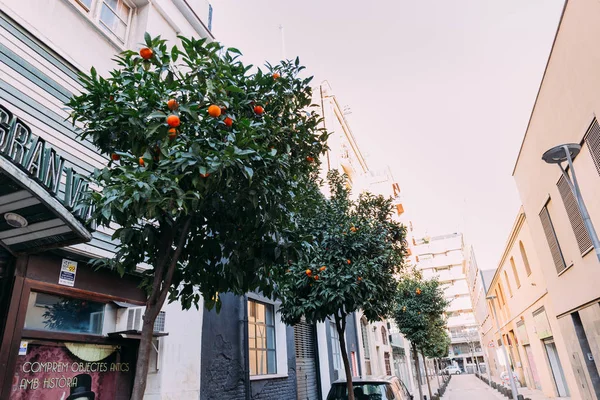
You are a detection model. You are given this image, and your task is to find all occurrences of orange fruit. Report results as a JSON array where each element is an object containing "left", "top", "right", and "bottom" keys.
[
  {"left": 168, "top": 128, "right": 177, "bottom": 140},
  {"left": 208, "top": 105, "right": 221, "bottom": 118},
  {"left": 273, "top": 72, "right": 280, "bottom": 79},
  {"left": 347, "top": 259, "right": 351, "bottom": 265},
  {"left": 416, "top": 288, "right": 422, "bottom": 295},
  {"left": 305, "top": 269, "right": 312, "bottom": 276},
  {"left": 224, "top": 117, "right": 233, "bottom": 127},
  {"left": 200, "top": 172, "right": 210, "bottom": 178},
  {"left": 350, "top": 226, "right": 357, "bottom": 232},
  {"left": 167, "top": 114, "right": 180, "bottom": 127},
  {"left": 140, "top": 47, "right": 153, "bottom": 60},
  {"left": 306, "top": 156, "right": 315, "bottom": 163},
  {"left": 139, "top": 157, "right": 145, "bottom": 166},
  {"left": 167, "top": 99, "right": 179, "bottom": 110},
  {"left": 111, "top": 153, "right": 120, "bottom": 161},
  {"left": 402, "top": 306, "right": 406, "bottom": 312},
  {"left": 319, "top": 266, "right": 326, "bottom": 272},
  {"left": 314, "top": 275, "right": 319, "bottom": 280},
  {"left": 253, "top": 105, "right": 264, "bottom": 115},
  {"left": 109, "top": 95, "right": 114, "bottom": 102},
  {"left": 357, "top": 276, "right": 362, "bottom": 281}
]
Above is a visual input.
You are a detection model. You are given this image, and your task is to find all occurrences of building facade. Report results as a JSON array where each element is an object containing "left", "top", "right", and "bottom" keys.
[
  {"left": 413, "top": 232, "right": 484, "bottom": 372},
  {"left": 0, "top": 0, "right": 213, "bottom": 399},
  {"left": 510, "top": 0, "right": 600, "bottom": 399},
  {"left": 478, "top": 209, "right": 575, "bottom": 398}
]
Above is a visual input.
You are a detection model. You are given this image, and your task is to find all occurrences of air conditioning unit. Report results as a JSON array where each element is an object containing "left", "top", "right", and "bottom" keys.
[{"left": 127, "top": 308, "right": 143, "bottom": 331}]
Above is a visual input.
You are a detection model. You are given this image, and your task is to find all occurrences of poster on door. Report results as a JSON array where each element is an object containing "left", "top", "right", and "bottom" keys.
[{"left": 10, "top": 341, "right": 135, "bottom": 399}]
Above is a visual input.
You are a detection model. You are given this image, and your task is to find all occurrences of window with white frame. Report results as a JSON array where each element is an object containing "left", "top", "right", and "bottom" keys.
[
  {"left": 73, "top": 0, "right": 133, "bottom": 44},
  {"left": 330, "top": 322, "right": 342, "bottom": 370},
  {"left": 248, "top": 299, "right": 276, "bottom": 376}
]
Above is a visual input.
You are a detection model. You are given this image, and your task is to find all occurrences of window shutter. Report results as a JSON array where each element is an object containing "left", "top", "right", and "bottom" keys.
[
  {"left": 557, "top": 175, "right": 592, "bottom": 254},
  {"left": 585, "top": 119, "right": 600, "bottom": 176},
  {"left": 539, "top": 206, "right": 567, "bottom": 273}
]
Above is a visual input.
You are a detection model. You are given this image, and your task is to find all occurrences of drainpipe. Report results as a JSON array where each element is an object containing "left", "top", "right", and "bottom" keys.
[{"left": 241, "top": 295, "right": 251, "bottom": 400}]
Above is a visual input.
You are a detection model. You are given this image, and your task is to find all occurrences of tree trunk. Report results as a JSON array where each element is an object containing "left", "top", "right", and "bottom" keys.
[
  {"left": 412, "top": 342, "right": 423, "bottom": 400},
  {"left": 335, "top": 314, "right": 355, "bottom": 400},
  {"left": 130, "top": 303, "right": 159, "bottom": 400},
  {"left": 434, "top": 358, "right": 441, "bottom": 390},
  {"left": 129, "top": 218, "right": 191, "bottom": 400},
  {"left": 421, "top": 349, "right": 432, "bottom": 399}
]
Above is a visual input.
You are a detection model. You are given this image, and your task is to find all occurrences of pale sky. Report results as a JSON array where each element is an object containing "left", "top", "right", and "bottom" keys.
[{"left": 212, "top": 0, "right": 565, "bottom": 270}]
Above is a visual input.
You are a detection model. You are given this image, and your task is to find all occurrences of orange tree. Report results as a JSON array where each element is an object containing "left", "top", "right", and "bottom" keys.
[
  {"left": 275, "top": 171, "right": 407, "bottom": 400},
  {"left": 67, "top": 34, "right": 327, "bottom": 400},
  {"left": 393, "top": 275, "right": 448, "bottom": 400}
]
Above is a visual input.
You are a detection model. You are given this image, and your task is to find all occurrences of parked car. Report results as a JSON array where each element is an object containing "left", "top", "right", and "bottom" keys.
[
  {"left": 443, "top": 365, "right": 462, "bottom": 375},
  {"left": 326, "top": 375, "right": 413, "bottom": 400}
]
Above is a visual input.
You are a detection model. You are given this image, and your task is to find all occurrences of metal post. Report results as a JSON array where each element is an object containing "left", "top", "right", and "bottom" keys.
[
  {"left": 560, "top": 145, "right": 600, "bottom": 262},
  {"left": 488, "top": 297, "right": 519, "bottom": 400}
]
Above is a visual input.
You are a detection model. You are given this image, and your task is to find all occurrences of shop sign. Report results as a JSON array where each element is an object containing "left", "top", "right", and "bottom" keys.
[
  {"left": 58, "top": 259, "right": 78, "bottom": 287},
  {"left": 0, "top": 104, "right": 91, "bottom": 220},
  {"left": 10, "top": 341, "right": 134, "bottom": 400}
]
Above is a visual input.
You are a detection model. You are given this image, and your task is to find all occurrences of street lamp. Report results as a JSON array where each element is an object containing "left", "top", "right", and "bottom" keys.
[
  {"left": 486, "top": 295, "right": 520, "bottom": 400},
  {"left": 542, "top": 143, "right": 600, "bottom": 262}
]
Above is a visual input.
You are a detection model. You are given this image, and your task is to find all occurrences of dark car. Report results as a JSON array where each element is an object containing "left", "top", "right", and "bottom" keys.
[{"left": 326, "top": 375, "right": 413, "bottom": 400}]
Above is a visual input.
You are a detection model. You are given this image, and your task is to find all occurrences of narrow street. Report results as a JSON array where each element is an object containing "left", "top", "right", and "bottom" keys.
[{"left": 442, "top": 375, "right": 501, "bottom": 400}]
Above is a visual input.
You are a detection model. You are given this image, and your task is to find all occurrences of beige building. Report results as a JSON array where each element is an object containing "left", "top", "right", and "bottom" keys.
[
  {"left": 495, "top": 0, "right": 600, "bottom": 398},
  {"left": 481, "top": 209, "right": 574, "bottom": 398}
]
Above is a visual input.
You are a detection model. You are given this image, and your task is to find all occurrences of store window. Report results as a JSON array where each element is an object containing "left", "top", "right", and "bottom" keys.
[
  {"left": 248, "top": 299, "right": 276, "bottom": 375},
  {"left": 330, "top": 322, "right": 342, "bottom": 370},
  {"left": 73, "top": 0, "right": 133, "bottom": 43},
  {"left": 25, "top": 292, "right": 106, "bottom": 335}
]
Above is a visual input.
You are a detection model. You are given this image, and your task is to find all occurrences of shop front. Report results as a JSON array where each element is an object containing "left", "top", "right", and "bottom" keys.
[{"left": 0, "top": 102, "right": 146, "bottom": 399}]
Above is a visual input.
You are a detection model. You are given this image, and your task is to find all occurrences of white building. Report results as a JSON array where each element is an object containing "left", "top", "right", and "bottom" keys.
[
  {"left": 413, "top": 232, "right": 484, "bottom": 372},
  {"left": 0, "top": 0, "right": 213, "bottom": 399}
]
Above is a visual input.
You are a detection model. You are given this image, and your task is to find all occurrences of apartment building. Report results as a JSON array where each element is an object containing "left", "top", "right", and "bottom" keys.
[
  {"left": 509, "top": 0, "right": 600, "bottom": 398},
  {"left": 0, "top": 0, "right": 213, "bottom": 399},
  {"left": 413, "top": 232, "right": 484, "bottom": 372},
  {"left": 481, "top": 209, "right": 575, "bottom": 398}
]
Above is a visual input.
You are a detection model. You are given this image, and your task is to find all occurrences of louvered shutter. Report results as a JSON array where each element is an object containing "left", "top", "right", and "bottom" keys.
[
  {"left": 557, "top": 175, "right": 593, "bottom": 254},
  {"left": 539, "top": 206, "right": 567, "bottom": 273},
  {"left": 585, "top": 120, "right": 600, "bottom": 176},
  {"left": 295, "top": 319, "right": 319, "bottom": 400}
]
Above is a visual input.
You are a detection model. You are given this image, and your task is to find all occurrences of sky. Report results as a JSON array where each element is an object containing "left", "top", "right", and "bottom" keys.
[{"left": 212, "top": 0, "right": 565, "bottom": 270}]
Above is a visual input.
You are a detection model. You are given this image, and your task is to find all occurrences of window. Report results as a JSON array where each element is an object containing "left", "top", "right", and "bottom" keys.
[
  {"left": 510, "top": 257, "right": 521, "bottom": 288},
  {"left": 73, "top": 0, "right": 133, "bottom": 44},
  {"left": 25, "top": 292, "right": 105, "bottom": 334},
  {"left": 498, "top": 283, "right": 506, "bottom": 305},
  {"left": 360, "top": 318, "right": 372, "bottom": 375},
  {"left": 248, "top": 300, "right": 276, "bottom": 376},
  {"left": 519, "top": 241, "right": 532, "bottom": 276},
  {"left": 557, "top": 175, "right": 593, "bottom": 255},
  {"left": 584, "top": 119, "right": 600, "bottom": 176},
  {"left": 384, "top": 352, "right": 392, "bottom": 375},
  {"left": 99, "top": 0, "right": 131, "bottom": 42},
  {"left": 330, "top": 322, "right": 342, "bottom": 370},
  {"left": 539, "top": 204, "right": 567, "bottom": 273},
  {"left": 504, "top": 271, "right": 513, "bottom": 297},
  {"left": 381, "top": 327, "right": 388, "bottom": 345},
  {"left": 494, "top": 289, "right": 502, "bottom": 309}
]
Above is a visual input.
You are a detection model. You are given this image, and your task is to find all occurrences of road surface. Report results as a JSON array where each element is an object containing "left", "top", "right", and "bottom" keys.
[{"left": 442, "top": 374, "right": 502, "bottom": 400}]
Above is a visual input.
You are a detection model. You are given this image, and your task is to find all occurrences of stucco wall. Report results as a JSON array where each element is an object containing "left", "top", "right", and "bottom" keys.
[{"left": 200, "top": 293, "right": 297, "bottom": 400}]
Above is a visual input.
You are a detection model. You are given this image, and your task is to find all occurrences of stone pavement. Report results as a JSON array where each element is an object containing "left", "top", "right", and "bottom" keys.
[
  {"left": 440, "top": 374, "right": 570, "bottom": 400},
  {"left": 441, "top": 374, "right": 508, "bottom": 400}
]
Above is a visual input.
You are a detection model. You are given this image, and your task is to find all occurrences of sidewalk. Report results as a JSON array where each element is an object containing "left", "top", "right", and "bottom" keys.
[{"left": 479, "top": 373, "right": 570, "bottom": 400}]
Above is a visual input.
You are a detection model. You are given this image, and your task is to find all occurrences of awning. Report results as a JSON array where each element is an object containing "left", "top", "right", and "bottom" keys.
[
  {"left": 107, "top": 330, "right": 169, "bottom": 339},
  {"left": 0, "top": 155, "right": 91, "bottom": 254}
]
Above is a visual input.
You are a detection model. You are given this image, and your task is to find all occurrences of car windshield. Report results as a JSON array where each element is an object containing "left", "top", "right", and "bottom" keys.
[{"left": 326, "top": 383, "right": 394, "bottom": 400}]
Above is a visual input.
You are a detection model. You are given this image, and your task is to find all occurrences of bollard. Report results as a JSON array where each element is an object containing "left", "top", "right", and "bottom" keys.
[{"left": 517, "top": 395, "right": 525, "bottom": 400}]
